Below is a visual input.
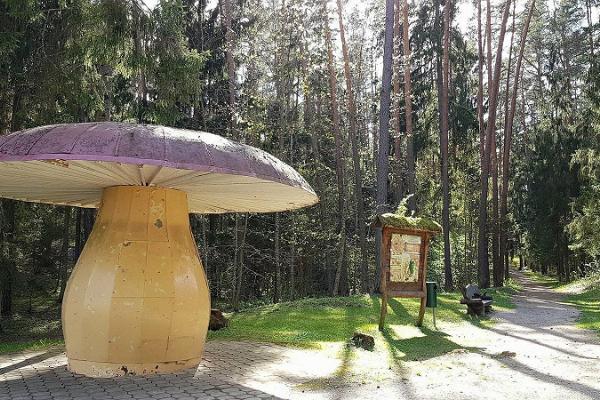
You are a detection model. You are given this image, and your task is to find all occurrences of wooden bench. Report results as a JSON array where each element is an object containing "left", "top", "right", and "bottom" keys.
[{"left": 460, "top": 284, "right": 493, "bottom": 316}]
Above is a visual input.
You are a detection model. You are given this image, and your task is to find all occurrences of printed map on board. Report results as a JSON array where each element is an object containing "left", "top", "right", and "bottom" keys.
[{"left": 390, "top": 234, "right": 421, "bottom": 282}]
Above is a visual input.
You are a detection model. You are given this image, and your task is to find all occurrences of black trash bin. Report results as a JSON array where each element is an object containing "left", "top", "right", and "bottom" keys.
[
  {"left": 426, "top": 281, "right": 438, "bottom": 308},
  {"left": 425, "top": 281, "right": 438, "bottom": 328}
]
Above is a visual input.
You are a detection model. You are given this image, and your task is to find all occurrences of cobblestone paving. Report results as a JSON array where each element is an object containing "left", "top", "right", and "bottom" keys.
[{"left": 0, "top": 342, "right": 359, "bottom": 400}]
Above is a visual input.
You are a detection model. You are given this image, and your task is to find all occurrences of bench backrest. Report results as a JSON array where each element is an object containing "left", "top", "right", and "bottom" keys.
[{"left": 464, "top": 284, "right": 481, "bottom": 300}]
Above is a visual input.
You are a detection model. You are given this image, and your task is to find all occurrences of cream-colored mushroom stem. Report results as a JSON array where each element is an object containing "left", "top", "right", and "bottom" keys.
[{"left": 62, "top": 186, "right": 210, "bottom": 377}]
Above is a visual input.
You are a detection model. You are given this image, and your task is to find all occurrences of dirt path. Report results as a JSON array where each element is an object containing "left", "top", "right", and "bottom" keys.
[
  {"left": 1, "top": 271, "right": 599, "bottom": 399},
  {"left": 287, "top": 270, "right": 600, "bottom": 400},
  {"left": 399, "top": 270, "right": 600, "bottom": 400}
]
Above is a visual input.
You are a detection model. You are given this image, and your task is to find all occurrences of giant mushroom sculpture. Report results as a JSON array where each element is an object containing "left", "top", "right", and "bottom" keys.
[{"left": 0, "top": 122, "right": 318, "bottom": 377}]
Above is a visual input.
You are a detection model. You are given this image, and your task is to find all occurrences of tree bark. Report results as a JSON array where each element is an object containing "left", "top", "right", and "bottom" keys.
[
  {"left": 491, "top": 126, "right": 501, "bottom": 286},
  {"left": 500, "top": 0, "right": 535, "bottom": 282},
  {"left": 439, "top": 0, "right": 453, "bottom": 290},
  {"left": 477, "top": 0, "right": 485, "bottom": 172},
  {"left": 58, "top": 207, "right": 72, "bottom": 302},
  {"left": 323, "top": 0, "right": 348, "bottom": 296},
  {"left": 274, "top": 213, "right": 282, "bottom": 302},
  {"left": 0, "top": 200, "right": 16, "bottom": 316},
  {"left": 402, "top": 0, "right": 416, "bottom": 212},
  {"left": 585, "top": 0, "right": 595, "bottom": 59},
  {"left": 392, "top": 0, "right": 403, "bottom": 205},
  {"left": 335, "top": 0, "right": 369, "bottom": 294},
  {"left": 232, "top": 214, "right": 248, "bottom": 310},
  {"left": 222, "top": 0, "right": 237, "bottom": 137},
  {"left": 375, "top": 0, "right": 395, "bottom": 291},
  {"left": 478, "top": 0, "right": 512, "bottom": 288}
]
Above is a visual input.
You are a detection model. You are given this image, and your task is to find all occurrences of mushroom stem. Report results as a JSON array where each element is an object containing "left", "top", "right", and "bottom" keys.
[{"left": 62, "top": 186, "right": 210, "bottom": 377}]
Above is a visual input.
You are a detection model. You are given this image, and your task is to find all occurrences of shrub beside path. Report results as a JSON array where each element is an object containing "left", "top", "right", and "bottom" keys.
[{"left": 1, "top": 271, "right": 599, "bottom": 399}]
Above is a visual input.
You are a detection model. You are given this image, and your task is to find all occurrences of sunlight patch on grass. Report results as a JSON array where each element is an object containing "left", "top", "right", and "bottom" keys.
[
  {"left": 388, "top": 324, "right": 427, "bottom": 339},
  {"left": 209, "top": 286, "right": 518, "bottom": 349},
  {"left": 566, "top": 288, "right": 600, "bottom": 335},
  {"left": 0, "top": 338, "right": 63, "bottom": 354},
  {"left": 524, "top": 270, "right": 563, "bottom": 289}
]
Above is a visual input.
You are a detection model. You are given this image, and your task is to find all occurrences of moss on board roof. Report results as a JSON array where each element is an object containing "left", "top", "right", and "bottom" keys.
[{"left": 376, "top": 197, "right": 442, "bottom": 233}]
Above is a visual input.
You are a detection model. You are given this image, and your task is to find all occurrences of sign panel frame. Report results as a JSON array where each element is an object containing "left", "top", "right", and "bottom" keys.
[{"left": 379, "top": 226, "right": 435, "bottom": 330}]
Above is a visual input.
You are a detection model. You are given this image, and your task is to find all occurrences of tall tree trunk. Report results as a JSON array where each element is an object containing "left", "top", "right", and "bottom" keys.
[
  {"left": 274, "top": 213, "right": 282, "bottom": 302},
  {"left": 498, "top": 0, "right": 515, "bottom": 283},
  {"left": 0, "top": 88, "right": 20, "bottom": 316},
  {"left": 402, "top": 0, "right": 416, "bottom": 212},
  {"left": 476, "top": 0, "right": 485, "bottom": 287},
  {"left": 133, "top": 4, "right": 147, "bottom": 123},
  {"left": 500, "top": 0, "right": 535, "bottom": 282},
  {"left": 486, "top": 0, "right": 492, "bottom": 89},
  {"left": 0, "top": 200, "right": 16, "bottom": 316},
  {"left": 585, "top": 0, "right": 595, "bottom": 60},
  {"left": 232, "top": 214, "right": 248, "bottom": 310},
  {"left": 477, "top": 0, "right": 485, "bottom": 173},
  {"left": 478, "top": 0, "right": 512, "bottom": 288},
  {"left": 375, "top": 0, "right": 395, "bottom": 291},
  {"left": 223, "top": 0, "right": 236, "bottom": 138},
  {"left": 439, "top": 0, "right": 453, "bottom": 290},
  {"left": 58, "top": 207, "right": 72, "bottom": 302},
  {"left": 491, "top": 129, "right": 501, "bottom": 286},
  {"left": 301, "top": 45, "right": 326, "bottom": 221},
  {"left": 290, "top": 223, "right": 296, "bottom": 299},
  {"left": 324, "top": 1, "right": 347, "bottom": 296},
  {"left": 335, "top": 0, "right": 369, "bottom": 294},
  {"left": 392, "top": 0, "right": 403, "bottom": 205}
]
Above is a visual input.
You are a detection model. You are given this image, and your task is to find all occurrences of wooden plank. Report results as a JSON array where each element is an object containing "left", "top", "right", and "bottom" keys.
[{"left": 388, "top": 290, "right": 425, "bottom": 298}]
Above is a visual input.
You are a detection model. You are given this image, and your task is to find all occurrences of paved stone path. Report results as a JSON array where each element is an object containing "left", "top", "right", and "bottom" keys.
[{"left": 1, "top": 271, "right": 599, "bottom": 399}]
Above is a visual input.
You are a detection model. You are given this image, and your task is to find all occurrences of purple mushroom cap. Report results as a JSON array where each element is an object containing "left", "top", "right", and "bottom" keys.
[{"left": 0, "top": 122, "right": 318, "bottom": 213}]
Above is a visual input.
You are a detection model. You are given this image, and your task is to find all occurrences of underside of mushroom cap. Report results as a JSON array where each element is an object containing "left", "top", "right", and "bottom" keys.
[{"left": 0, "top": 123, "right": 318, "bottom": 213}]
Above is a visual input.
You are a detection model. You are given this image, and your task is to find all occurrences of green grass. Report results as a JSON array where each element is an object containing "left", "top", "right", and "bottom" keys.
[
  {"left": 209, "top": 283, "right": 519, "bottom": 358},
  {"left": 0, "top": 338, "right": 63, "bottom": 354},
  {"left": 523, "top": 270, "right": 564, "bottom": 289},
  {"left": 566, "top": 288, "right": 600, "bottom": 334},
  {"left": 0, "top": 295, "right": 63, "bottom": 354}
]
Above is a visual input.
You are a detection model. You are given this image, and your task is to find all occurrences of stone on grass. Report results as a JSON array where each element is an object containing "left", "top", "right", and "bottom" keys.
[
  {"left": 209, "top": 309, "right": 229, "bottom": 331},
  {"left": 351, "top": 332, "right": 375, "bottom": 351}
]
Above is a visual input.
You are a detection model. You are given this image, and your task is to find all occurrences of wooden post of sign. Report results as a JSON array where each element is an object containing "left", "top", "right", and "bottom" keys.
[
  {"left": 379, "top": 265, "right": 388, "bottom": 331},
  {"left": 416, "top": 233, "right": 430, "bottom": 327}
]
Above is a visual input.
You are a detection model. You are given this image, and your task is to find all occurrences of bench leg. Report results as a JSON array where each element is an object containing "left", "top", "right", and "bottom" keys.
[{"left": 466, "top": 304, "right": 485, "bottom": 317}]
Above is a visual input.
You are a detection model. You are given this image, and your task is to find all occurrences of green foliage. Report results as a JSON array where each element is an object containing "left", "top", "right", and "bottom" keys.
[
  {"left": 567, "top": 58, "right": 600, "bottom": 260},
  {"left": 149, "top": 0, "right": 207, "bottom": 125}
]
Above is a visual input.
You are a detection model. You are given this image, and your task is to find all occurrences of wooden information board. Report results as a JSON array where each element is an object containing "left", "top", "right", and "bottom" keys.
[{"left": 378, "top": 225, "right": 438, "bottom": 330}]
